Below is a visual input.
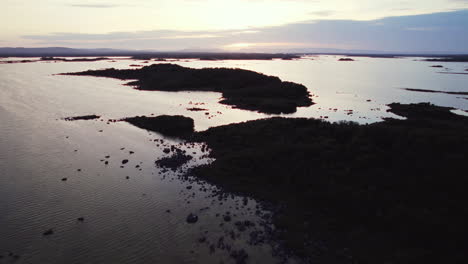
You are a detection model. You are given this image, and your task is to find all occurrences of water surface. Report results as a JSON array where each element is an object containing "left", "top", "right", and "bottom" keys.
[{"left": 0, "top": 56, "right": 467, "bottom": 263}]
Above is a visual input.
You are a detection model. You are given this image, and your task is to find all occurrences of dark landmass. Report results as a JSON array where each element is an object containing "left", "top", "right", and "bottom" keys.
[
  {"left": 187, "top": 107, "right": 208, "bottom": 111},
  {"left": 155, "top": 151, "right": 193, "bottom": 171},
  {"left": 0, "top": 47, "right": 130, "bottom": 57},
  {"left": 180, "top": 103, "right": 468, "bottom": 263},
  {"left": 344, "top": 54, "right": 398, "bottom": 58},
  {"left": 0, "top": 59, "right": 38, "bottom": 64},
  {"left": 123, "top": 115, "right": 194, "bottom": 138},
  {"left": 132, "top": 52, "right": 300, "bottom": 61},
  {"left": 0, "top": 56, "right": 111, "bottom": 64},
  {"left": 41, "top": 57, "right": 109, "bottom": 62},
  {"left": 437, "top": 72, "right": 468, "bottom": 75},
  {"left": 402, "top": 88, "right": 468, "bottom": 96},
  {"left": 430, "top": 65, "right": 443, "bottom": 68},
  {"left": 0, "top": 47, "right": 298, "bottom": 60},
  {"left": 338, "top": 58, "right": 354, "bottom": 61},
  {"left": 2, "top": 47, "right": 468, "bottom": 61},
  {"left": 423, "top": 55, "right": 468, "bottom": 62},
  {"left": 62, "top": 64, "right": 313, "bottom": 114},
  {"left": 64, "top": 115, "right": 100, "bottom": 121}
]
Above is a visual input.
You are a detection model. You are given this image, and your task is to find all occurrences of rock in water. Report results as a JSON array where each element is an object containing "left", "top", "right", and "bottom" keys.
[
  {"left": 186, "top": 213, "right": 198, "bottom": 223},
  {"left": 42, "top": 229, "right": 54, "bottom": 236}
]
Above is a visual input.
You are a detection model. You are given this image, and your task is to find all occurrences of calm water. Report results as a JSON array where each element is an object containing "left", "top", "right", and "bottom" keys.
[{"left": 0, "top": 56, "right": 467, "bottom": 263}]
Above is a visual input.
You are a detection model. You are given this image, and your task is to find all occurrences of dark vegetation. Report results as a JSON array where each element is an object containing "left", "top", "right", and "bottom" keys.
[
  {"left": 180, "top": 103, "right": 468, "bottom": 264},
  {"left": 338, "top": 58, "right": 354, "bottom": 61},
  {"left": 131, "top": 52, "right": 300, "bottom": 60},
  {"left": 41, "top": 57, "right": 109, "bottom": 62},
  {"left": 64, "top": 115, "right": 100, "bottom": 121},
  {"left": 403, "top": 88, "right": 468, "bottom": 95},
  {"left": 62, "top": 64, "right": 313, "bottom": 114},
  {"left": 0, "top": 59, "right": 37, "bottom": 64},
  {"left": 423, "top": 55, "right": 468, "bottom": 62},
  {"left": 187, "top": 107, "right": 208, "bottom": 111},
  {"left": 155, "top": 151, "right": 193, "bottom": 171},
  {"left": 123, "top": 115, "right": 194, "bottom": 138},
  {"left": 437, "top": 72, "right": 468, "bottom": 75}
]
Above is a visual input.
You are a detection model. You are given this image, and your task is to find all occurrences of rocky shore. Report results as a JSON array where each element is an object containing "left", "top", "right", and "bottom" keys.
[
  {"left": 185, "top": 102, "right": 468, "bottom": 263},
  {"left": 64, "top": 101, "right": 468, "bottom": 263}
]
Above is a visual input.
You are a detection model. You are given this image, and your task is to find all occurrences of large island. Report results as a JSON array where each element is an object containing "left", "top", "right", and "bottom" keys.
[
  {"left": 62, "top": 64, "right": 313, "bottom": 114},
  {"left": 122, "top": 103, "right": 468, "bottom": 264}
]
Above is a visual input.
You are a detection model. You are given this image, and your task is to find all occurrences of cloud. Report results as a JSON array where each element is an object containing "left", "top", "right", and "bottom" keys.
[
  {"left": 20, "top": 10, "right": 468, "bottom": 53},
  {"left": 69, "top": 4, "right": 119, "bottom": 8},
  {"left": 308, "top": 10, "right": 334, "bottom": 17},
  {"left": 405, "top": 27, "right": 440, "bottom": 31}
]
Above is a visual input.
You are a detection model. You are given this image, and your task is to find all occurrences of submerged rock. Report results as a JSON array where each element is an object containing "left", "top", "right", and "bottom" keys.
[
  {"left": 42, "top": 229, "right": 54, "bottom": 236},
  {"left": 186, "top": 213, "right": 198, "bottom": 223},
  {"left": 155, "top": 152, "right": 193, "bottom": 171}
]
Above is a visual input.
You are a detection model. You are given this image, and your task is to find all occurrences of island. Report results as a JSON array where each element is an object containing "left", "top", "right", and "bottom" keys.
[
  {"left": 120, "top": 102, "right": 468, "bottom": 263},
  {"left": 61, "top": 64, "right": 314, "bottom": 114}
]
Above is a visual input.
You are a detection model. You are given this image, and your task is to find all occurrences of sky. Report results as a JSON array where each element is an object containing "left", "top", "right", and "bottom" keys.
[{"left": 1, "top": 0, "right": 468, "bottom": 52}]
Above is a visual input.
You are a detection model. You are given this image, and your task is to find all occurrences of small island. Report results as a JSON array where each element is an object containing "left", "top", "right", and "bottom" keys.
[
  {"left": 61, "top": 64, "right": 313, "bottom": 114},
  {"left": 423, "top": 55, "right": 468, "bottom": 62},
  {"left": 402, "top": 88, "right": 468, "bottom": 96},
  {"left": 123, "top": 115, "right": 194, "bottom": 138}
]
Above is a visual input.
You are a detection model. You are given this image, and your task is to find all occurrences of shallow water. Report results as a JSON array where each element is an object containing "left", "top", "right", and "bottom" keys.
[{"left": 0, "top": 56, "right": 467, "bottom": 263}]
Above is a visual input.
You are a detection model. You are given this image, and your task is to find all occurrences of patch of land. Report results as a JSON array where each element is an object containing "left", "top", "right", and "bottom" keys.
[
  {"left": 187, "top": 107, "right": 208, "bottom": 111},
  {"left": 64, "top": 115, "right": 100, "bottom": 121},
  {"left": 423, "top": 55, "right": 468, "bottom": 62},
  {"left": 62, "top": 64, "right": 313, "bottom": 114},
  {"left": 403, "top": 88, "right": 468, "bottom": 95},
  {"left": 338, "top": 58, "right": 354, "bottom": 61},
  {"left": 155, "top": 151, "right": 193, "bottom": 171},
  {"left": 182, "top": 103, "right": 468, "bottom": 263},
  {"left": 0, "top": 57, "right": 112, "bottom": 64},
  {"left": 41, "top": 57, "right": 110, "bottom": 62},
  {"left": 437, "top": 72, "right": 468, "bottom": 75},
  {"left": 0, "top": 59, "right": 38, "bottom": 64},
  {"left": 123, "top": 115, "right": 194, "bottom": 138},
  {"left": 132, "top": 53, "right": 300, "bottom": 61}
]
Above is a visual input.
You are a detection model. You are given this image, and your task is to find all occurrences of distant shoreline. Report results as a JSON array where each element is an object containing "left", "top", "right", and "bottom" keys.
[{"left": 1, "top": 47, "right": 468, "bottom": 60}]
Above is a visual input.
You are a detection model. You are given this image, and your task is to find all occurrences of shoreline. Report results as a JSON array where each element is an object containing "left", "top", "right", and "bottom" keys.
[{"left": 75, "top": 101, "right": 468, "bottom": 263}]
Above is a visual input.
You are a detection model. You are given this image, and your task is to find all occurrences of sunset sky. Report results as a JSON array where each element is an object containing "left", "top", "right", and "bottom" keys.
[{"left": 2, "top": 0, "right": 468, "bottom": 52}]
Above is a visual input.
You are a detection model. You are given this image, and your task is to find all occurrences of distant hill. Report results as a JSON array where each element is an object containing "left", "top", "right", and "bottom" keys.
[
  {"left": 0, "top": 47, "right": 138, "bottom": 57},
  {"left": 1, "top": 47, "right": 467, "bottom": 58}
]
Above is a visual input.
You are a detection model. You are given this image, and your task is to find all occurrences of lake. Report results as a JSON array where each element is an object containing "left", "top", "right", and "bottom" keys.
[{"left": 0, "top": 56, "right": 467, "bottom": 263}]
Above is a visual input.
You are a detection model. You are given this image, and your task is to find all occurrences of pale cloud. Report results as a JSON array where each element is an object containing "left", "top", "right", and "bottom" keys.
[
  {"left": 160, "top": 34, "right": 220, "bottom": 39},
  {"left": 2, "top": 0, "right": 468, "bottom": 52},
  {"left": 19, "top": 10, "right": 468, "bottom": 53},
  {"left": 69, "top": 4, "right": 119, "bottom": 8},
  {"left": 308, "top": 10, "right": 334, "bottom": 17},
  {"left": 406, "top": 27, "right": 440, "bottom": 31}
]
